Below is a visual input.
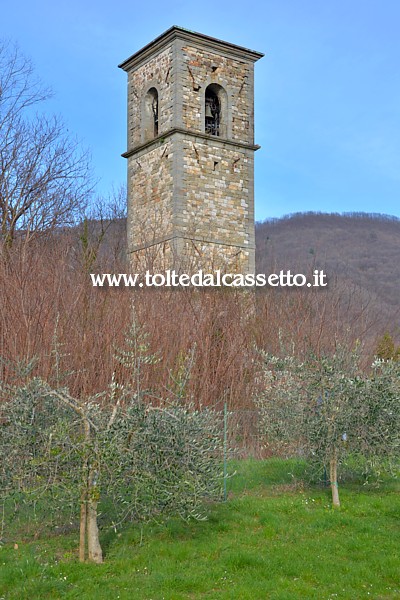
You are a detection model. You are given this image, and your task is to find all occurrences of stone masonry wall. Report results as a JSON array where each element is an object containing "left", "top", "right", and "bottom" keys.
[
  {"left": 179, "top": 139, "right": 253, "bottom": 250},
  {"left": 127, "top": 141, "right": 174, "bottom": 252},
  {"left": 130, "top": 239, "right": 251, "bottom": 274},
  {"left": 127, "top": 45, "right": 174, "bottom": 149},
  {"left": 181, "top": 44, "right": 253, "bottom": 144}
]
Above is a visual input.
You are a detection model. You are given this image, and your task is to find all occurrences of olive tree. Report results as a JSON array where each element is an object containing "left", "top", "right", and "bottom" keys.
[
  {"left": 357, "top": 358, "right": 400, "bottom": 477},
  {"left": 255, "top": 346, "right": 399, "bottom": 507},
  {"left": 0, "top": 315, "right": 223, "bottom": 562}
]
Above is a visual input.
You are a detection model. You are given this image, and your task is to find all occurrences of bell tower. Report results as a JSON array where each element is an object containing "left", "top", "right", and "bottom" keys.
[{"left": 119, "top": 26, "right": 263, "bottom": 273}]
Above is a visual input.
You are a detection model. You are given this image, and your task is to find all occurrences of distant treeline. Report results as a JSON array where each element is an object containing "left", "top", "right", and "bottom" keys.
[{"left": 257, "top": 211, "right": 400, "bottom": 228}]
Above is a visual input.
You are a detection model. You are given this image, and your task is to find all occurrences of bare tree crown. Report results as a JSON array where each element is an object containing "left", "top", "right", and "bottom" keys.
[{"left": 0, "top": 40, "right": 93, "bottom": 249}]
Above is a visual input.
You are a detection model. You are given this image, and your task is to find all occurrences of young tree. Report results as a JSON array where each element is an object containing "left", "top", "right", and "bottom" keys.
[
  {"left": 375, "top": 332, "right": 400, "bottom": 361},
  {"left": 0, "top": 40, "right": 92, "bottom": 249},
  {"left": 0, "top": 313, "right": 223, "bottom": 562},
  {"left": 255, "top": 345, "right": 399, "bottom": 507},
  {"left": 358, "top": 358, "right": 400, "bottom": 477}
]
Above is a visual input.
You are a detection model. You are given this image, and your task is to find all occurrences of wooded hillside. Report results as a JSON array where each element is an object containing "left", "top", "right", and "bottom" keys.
[{"left": 256, "top": 212, "right": 400, "bottom": 326}]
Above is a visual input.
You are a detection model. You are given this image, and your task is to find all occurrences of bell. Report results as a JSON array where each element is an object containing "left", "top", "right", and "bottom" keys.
[{"left": 205, "top": 103, "right": 213, "bottom": 118}]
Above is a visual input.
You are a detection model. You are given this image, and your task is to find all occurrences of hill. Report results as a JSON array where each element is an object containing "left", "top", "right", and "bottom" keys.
[{"left": 255, "top": 212, "right": 400, "bottom": 332}]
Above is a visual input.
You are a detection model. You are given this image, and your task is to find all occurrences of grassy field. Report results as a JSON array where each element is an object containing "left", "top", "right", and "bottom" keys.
[{"left": 1, "top": 459, "right": 399, "bottom": 599}]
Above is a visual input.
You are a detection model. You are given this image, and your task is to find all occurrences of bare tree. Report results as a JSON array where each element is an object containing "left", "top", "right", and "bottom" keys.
[
  {"left": 78, "top": 185, "right": 127, "bottom": 271},
  {"left": 0, "top": 40, "right": 93, "bottom": 249}
]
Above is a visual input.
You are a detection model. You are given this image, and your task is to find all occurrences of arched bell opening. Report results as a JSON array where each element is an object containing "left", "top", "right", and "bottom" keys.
[
  {"left": 143, "top": 87, "right": 159, "bottom": 141},
  {"left": 204, "top": 83, "right": 228, "bottom": 138}
]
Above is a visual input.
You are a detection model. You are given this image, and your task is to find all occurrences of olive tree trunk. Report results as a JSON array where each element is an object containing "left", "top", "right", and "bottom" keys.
[
  {"left": 329, "top": 451, "right": 340, "bottom": 507},
  {"left": 79, "top": 417, "right": 103, "bottom": 563},
  {"left": 87, "top": 469, "right": 103, "bottom": 563}
]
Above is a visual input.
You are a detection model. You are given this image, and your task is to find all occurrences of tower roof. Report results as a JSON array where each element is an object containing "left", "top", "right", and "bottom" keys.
[{"left": 119, "top": 26, "right": 264, "bottom": 71}]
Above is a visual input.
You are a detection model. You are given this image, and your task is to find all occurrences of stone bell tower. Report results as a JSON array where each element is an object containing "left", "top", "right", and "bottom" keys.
[{"left": 119, "top": 26, "right": 263, "bottom": 273}]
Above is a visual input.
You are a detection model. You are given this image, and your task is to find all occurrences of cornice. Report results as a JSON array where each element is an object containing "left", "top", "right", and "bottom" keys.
[
  {"left": 129, "top": 234, "right": 255, "bottom": 253},
  {"left": 119, "top": 26, "right": 264, "bottom": 72},
  {"left": 122, "top": 127, "right": 260, "bottom": 159}
]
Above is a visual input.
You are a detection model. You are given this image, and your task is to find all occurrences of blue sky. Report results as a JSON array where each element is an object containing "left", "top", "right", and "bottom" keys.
[{"left": 2, "top": 0, "right": 400, "bottom": 221}]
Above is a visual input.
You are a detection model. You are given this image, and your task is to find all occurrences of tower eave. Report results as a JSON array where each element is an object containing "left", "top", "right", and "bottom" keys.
[{"left": 118, "top": 26, "right": 264, "bottom": 72}]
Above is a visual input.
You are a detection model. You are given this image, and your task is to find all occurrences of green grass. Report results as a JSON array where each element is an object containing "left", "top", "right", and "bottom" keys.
[{"left": 1, "top": 459, "right": 399, "bottom": 599}]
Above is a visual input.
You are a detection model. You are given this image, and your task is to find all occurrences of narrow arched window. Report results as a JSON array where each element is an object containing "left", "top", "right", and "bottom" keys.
[
  {"left": 143, "top": 87, "right": 159, "bottom": 141},
  {"left": 205, "top": 86, "right": 220, "bottom": 136}
]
